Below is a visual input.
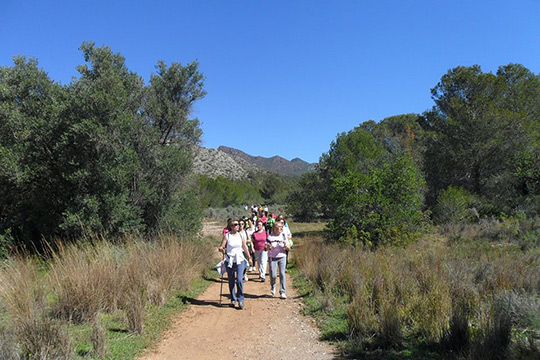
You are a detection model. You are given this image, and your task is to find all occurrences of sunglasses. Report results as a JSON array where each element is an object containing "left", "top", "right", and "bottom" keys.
[{"left": 232, "top": 223, "right": 239, "bottom": 226}]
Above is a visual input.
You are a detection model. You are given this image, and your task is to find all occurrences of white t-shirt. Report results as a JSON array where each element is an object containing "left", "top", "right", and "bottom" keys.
[
  {"left": 266, "top": 232, "right": 289, "bottom": 259},
  {"left": 226, "top": 232, "right": 246, "bottom": 265}
]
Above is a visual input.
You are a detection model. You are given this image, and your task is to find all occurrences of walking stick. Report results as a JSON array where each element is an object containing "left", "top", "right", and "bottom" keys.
[{"left": 219, "top": 252, "right": 225, "bottom": 306}]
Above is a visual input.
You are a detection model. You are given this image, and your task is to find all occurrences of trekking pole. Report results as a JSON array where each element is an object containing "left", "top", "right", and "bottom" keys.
[{"left": 219, "top": 252, "right": 225, "bottom": 306}]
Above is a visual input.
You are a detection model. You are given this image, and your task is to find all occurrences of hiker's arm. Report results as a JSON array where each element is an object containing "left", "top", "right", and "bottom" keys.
[
  {"left": 242, "top": 239, "right": 252, "bottom": 265},
  {"left": 283, "top": 238, "right": 291, "bottom": 251},
  {"left": 218, "top": 236, "right": 227, "bottom": 253}
]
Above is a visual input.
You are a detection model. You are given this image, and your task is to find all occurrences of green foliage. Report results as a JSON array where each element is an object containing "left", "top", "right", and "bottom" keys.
[
  {"left": 433, "top": 186, "right": 480, "bottom": 225},
  {"left": 259, "top": 173, "right": 283, "bottom": 203},
  {"left": 286, "top": 114, "right": 427, "bottom": 244},
  {"left": 422, "top": 64, "right": 540, "bottom": 215},
  {"left": 0, "top": 42, "right": 205, "bottom": 248},
  {"left": 317, "top": 125, "right": 425, "bottom": 247},
  {"left": 287, "top": 63, "right": 540, "bottom": 245},
  {"left": 285, "top": 171, "right": 323, "bottom": 221},
  {"left": 327, "top": 153, "right": 425, "bottom": 247},
  {"left": 195, "top": 172, "right": 293, "bottom": 209},
  {"left": 195, "top": 175, "right": 263, "bottom": 208}
]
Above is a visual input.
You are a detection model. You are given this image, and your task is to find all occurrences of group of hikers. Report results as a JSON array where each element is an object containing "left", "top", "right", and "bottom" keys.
[{"left": 218, "top": 207, "right": 293, "bottom": 310}]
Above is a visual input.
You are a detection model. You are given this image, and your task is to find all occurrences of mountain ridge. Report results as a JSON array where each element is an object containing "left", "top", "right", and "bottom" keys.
[
  {"left": 192, "top": 145, "right": 315, "bottom": 180},
  {"left": 217, "top": 146, "right": 315, "bottom": 176}
]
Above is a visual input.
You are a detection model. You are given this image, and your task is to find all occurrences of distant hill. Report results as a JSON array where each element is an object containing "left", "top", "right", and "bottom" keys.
[
  {"left": 192, "top": 146, "right": 262, "bottom": 180},
  {"left": 217, "top": 146, "right": 315, "bottom": 177}
]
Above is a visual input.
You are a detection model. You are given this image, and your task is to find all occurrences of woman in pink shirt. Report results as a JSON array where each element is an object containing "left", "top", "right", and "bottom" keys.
[
  {"left": 265, "top": 218, "right": 290, "bottom": 299},
  {"left": 251, "top": 219, "right": 268, "bottom": 282}
]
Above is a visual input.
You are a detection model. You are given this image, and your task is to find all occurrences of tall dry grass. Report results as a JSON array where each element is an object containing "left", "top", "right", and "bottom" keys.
[
  {"left": 293, "top": 233, "right": 540, "bottom": 358},
  {"left": 0, "top": 234, "right": 211, "bottom": 358},
  {"left": 0, "top": 257, "right": 72, "bottom": 359}
]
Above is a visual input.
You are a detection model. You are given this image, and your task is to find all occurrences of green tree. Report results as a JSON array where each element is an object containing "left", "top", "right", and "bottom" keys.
[
  {"left": 0, "top": 43, "right": 206, "bottom": 250},
  {"left": 421, "top": 64, "right": 540, "bottom": 214},
  {"left": 319, "top": 125, "right": 425, "bottom": 247},
  {"left": 259, "top": 173, "right": 283, "bottom": 203},
  {"left": 327, "top": 153, "right": 424, "bottom": 247},
  {"left": 285, "top": 171, "right": 323, "bottom": 221},
  {"left": 145, "top": 60, "right": 206, "bottom": 146},
  {"left": 0, "top": 56, "right": 67, "bottom": 246}
]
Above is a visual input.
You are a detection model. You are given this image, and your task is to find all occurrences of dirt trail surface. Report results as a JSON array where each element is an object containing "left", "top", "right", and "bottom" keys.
[{"left": 140, "top": 222, "right": 338, "bottom": 359}]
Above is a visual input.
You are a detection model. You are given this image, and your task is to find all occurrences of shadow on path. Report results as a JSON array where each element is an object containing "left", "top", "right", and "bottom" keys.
[{"left": 181, "top": 296, "right": 229, "bottom": 308}]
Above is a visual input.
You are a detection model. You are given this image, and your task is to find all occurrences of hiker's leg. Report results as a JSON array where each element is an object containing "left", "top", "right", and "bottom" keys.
[
  {"left": 270, "top": 258, "right": 277, "bottom": 288},
  {"left": 226, "top": 263, "right": 237, "bottom": 302},
  {"left": 277, "top": 257, "right": 286, "bottom": 295},
  {"left": 259, "top": 250, "right": 268, "bottom": 280},
  {"left": 236, "top": 260, "right": 247, "bottom": 302},
  {"left": 254, "top": 250, "right": 261, "bottom": 275},
  {"left": 250, "top": 249, "right": 256, "bottom": 270}
]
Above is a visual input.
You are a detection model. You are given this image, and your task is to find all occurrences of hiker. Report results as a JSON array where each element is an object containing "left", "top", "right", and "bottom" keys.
[
  {"left": 276, "top": 214, "right": 293, "bottom": 272},
  {"left": 252, "top": 219, "right": 268, "bottom": 282},
  {"left": 218, "top": 218, "right": 253, "bottom": 309},
  {"left": 265, "top": 218, "right": 291, "bottom": 299},
  {"left": 266, "top": 213, "right": 275, "bottom": 232},
  {"left": 260, "top": 212, "right": 268, "bottom": 226},
  {"left": 222, "top": 217, "right": 231, "bottom": 236},
  {"left": 245, "top": 218, "right": 256, "bottom": 272},
  {"left": 238, "top": 219, "right": 252, "bottom": 281}
]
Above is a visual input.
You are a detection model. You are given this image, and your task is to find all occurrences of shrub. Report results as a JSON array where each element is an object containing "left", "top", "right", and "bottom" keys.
[
  {"left": 433, "top": 186, "right": 480, "bottom": 225},
  {"left": 327, "top": 154, "right": 425, "bottom": 247}
]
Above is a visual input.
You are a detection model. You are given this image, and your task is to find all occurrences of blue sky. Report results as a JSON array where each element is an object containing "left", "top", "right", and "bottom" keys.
[{"left": 2, "top": 1, "right": 540, "bottom": 163}]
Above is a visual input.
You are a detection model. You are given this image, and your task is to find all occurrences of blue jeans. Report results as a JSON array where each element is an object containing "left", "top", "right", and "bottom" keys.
[
  {"left": 270, "top": 256, "right": 286, "bottom": 295},
  {"left": 226, "top": 260, "right": 247, "bottom": 302}
]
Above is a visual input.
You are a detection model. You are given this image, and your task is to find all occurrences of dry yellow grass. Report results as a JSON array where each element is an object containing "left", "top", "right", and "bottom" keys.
[
  {"left": 0, "top": 234, "right": 211, "bottom": 358},
  {"left": 293, "top": 233, "right": 540, "bottom": 357}
]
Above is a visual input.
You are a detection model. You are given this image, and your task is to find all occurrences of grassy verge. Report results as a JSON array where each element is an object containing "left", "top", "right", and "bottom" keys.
[
  {"left": 69, "top": 274, "right": 212, "bottom": 359},
  {"left": 289, "top": 221, "right": 540, "bottom": 360},
  {"left": 0, "top": 234, "right": 217, "bottom": 359}
]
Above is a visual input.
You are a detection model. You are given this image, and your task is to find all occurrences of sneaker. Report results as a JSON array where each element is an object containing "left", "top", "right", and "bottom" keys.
[
  {"left": 244, "top": 274, "right": 249, "bottom": 281},
  {"left": 230, "top": 300, "right": 236, "bottom": 308},
  {"left": 261, "top": 278, "right": 265, "bottom": 282},
  {"left": 280, "top": 293, "right": 287, "bottom": 299},
  {"left": 239, "top": 301, "right": 245, "bottom": 309},
  {"left": 271, "top": 285, "right": 276, "bottom": 296}
]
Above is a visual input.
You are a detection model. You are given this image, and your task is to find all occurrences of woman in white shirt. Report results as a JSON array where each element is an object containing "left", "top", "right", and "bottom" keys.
[{"left": 218, "top": 218, "right": 252, "bottom": 309}]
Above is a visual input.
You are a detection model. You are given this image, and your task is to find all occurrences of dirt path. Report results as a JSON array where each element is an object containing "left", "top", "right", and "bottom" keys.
[{"left": 139, "top": 263, "right": 338, "bottom": 359}]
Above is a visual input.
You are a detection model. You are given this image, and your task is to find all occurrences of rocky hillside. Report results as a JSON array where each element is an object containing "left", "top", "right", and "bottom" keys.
[
  {"left": 192, "top": 146, "right": 262, "bottom": 180},
  {"left": 218, "top": 146, "right": 315, "bottom": 176}
]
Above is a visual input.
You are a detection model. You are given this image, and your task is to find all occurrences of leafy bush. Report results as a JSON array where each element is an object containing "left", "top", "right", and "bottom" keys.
[
  {"left": 0, "top": 43, "right": 205, "bottom": 249},
  {"left": 327, "top": 153, "right": 425, "bottom": 247},
  {"left": 433, "top": 186, "right": 480, "bottom": 225}
]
